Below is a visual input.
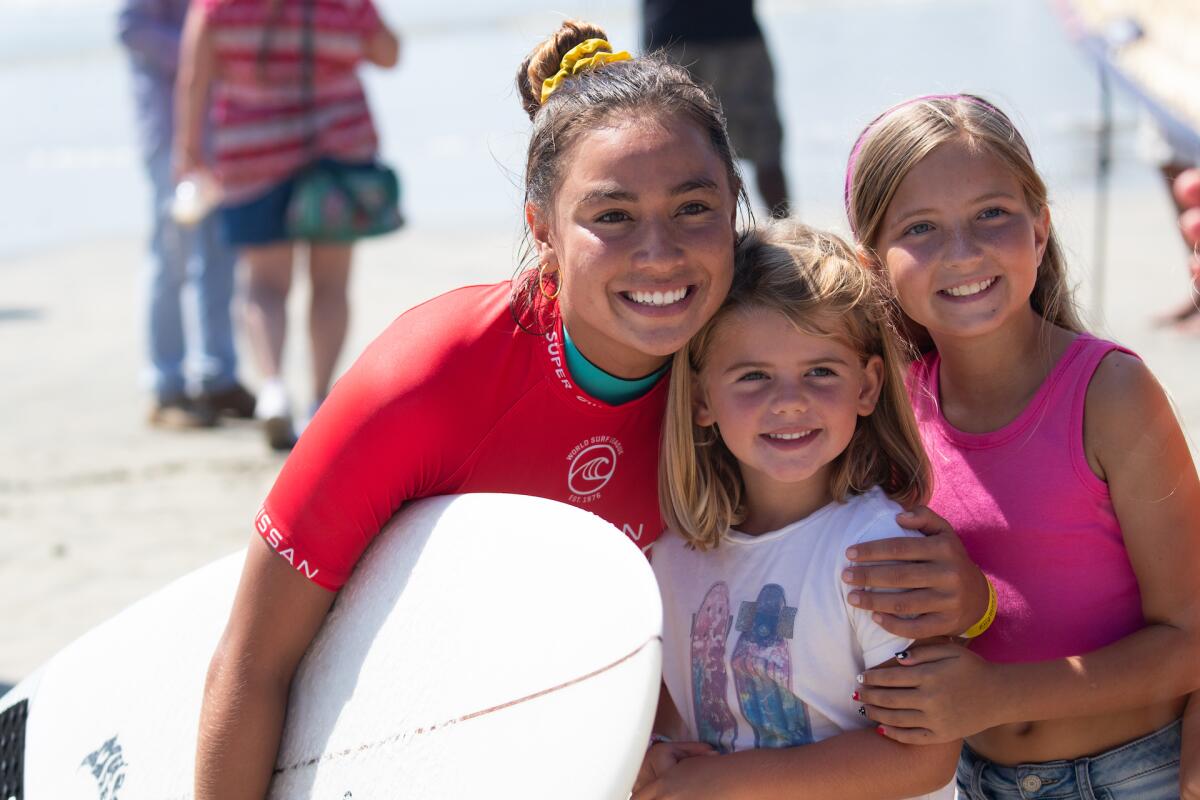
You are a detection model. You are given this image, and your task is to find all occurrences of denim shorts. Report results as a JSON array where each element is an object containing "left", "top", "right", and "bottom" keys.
[
  {"left": 956, "top": 719, "right": 1181, "bottom": 799},
  {"left": 219, "top": 158, "right": 369, "bottom": 247},
  {"left": 219, "top": 174, "right": 297, "bottom": 248}
]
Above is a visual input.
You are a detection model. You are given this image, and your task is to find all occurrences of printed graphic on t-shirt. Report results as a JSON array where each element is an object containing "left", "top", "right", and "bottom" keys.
[
  {"left": 731, "top": 584, "right": 813, "bottom": 748},
  {"left": 690, "top": 582, "right": 739, "bottom": 752},
  {"left": 690, "top": 582, "right": 814, "bottom": 752}
]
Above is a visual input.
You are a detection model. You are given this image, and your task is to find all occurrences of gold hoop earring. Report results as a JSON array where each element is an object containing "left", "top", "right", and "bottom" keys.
[{"left": 538, "top": 262, "right": 562, "bottom": 301}]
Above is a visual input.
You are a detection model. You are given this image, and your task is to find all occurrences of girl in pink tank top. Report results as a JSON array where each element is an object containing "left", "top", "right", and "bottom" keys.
[{"left": 844, "top": 94, "right": 1200, "bottom": 800}]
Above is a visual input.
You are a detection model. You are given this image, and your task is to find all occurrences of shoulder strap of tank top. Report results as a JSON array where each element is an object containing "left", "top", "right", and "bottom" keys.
[
  {"left": 1055, "top": 334, "right": 1138, "bottom": 407},
  {"left": 1055, "top": 335, "right": 1138, "bottom": 490}
]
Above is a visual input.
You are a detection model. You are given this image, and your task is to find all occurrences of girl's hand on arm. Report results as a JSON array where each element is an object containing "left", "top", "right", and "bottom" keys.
[
  {"left": 841, "top": 506, "right": 990, "bottom": 639},
  {"left": 195, "top": 537, "right": 336, "bottom": 800},
  {"left": 858, "top": 642, "right": 1003, "bottom": 743}
]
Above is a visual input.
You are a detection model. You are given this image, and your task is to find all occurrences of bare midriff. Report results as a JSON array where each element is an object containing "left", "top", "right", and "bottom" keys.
[{"left": 968, "top": 697, "right": 1184, "bottom": 765}]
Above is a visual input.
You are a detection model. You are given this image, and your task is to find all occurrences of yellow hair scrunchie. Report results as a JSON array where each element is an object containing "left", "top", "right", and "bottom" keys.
[{"left": 540, "top": 38, "right": 632, "bottom": 104}]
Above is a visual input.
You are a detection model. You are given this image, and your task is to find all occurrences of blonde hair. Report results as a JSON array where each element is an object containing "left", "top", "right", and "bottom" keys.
[
  {"left": 846, "top": 94, "right": 1083, "bottom": 352},
  {"left": 660, "top": 220, "right": 931, "bottom": 550}
]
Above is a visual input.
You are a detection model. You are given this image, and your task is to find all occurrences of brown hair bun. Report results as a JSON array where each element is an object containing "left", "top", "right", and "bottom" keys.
[{"left": 515, "top": 20, "right": 609, "bottom": 120}]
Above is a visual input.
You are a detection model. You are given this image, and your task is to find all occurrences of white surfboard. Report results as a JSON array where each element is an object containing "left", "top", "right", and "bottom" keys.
[{"left": 0, "top": 493, "right": 663, "bottom": 800}]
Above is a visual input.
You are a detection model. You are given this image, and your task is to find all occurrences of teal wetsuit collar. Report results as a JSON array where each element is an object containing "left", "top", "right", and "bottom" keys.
[{"left": 562, "top": 326, "right": 667, "bottom": 405}]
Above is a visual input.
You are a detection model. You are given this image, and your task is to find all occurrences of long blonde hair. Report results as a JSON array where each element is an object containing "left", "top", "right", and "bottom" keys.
[
  {"left": 845, "top": 94, "right": 1083, "bottom": 352},
  {"left": 660, "top": 221, "right": 931, "bottom": 550}
]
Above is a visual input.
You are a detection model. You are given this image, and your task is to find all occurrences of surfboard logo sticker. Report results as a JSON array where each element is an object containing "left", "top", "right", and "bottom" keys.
[
  {"left": 566, "top": 437, "right": 623, "bottom": 502},
  {"left": 80, "top": 735, "right": 127, "bottom": 800}
]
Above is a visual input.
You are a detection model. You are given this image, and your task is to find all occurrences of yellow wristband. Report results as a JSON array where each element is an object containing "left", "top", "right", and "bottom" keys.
[{"left": 960, "top": 577, "right": 997, "bottom": 639}]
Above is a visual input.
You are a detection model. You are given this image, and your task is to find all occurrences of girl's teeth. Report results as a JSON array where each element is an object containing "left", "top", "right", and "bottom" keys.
[
  {"left": 767, "top": 431, "right": 813, "bottom": 441},
  {"left": 943, "top": 277, "right": 996, "bottom": 297},
  {"left": 628, "top": 287, "right": 688, "bottom": 306}
]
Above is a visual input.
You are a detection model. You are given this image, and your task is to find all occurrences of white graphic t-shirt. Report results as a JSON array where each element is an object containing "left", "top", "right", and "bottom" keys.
[{"left": 651, "top": 487, "right": 952, "bottom": 800}]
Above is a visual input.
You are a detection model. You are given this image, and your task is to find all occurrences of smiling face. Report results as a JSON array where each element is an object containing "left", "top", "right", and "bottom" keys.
[
  {"left": 526, "top": 114, "right": 738, "bottom": 378},
  {"left": 874, "top": 138, "right": 1050, "bottom": 345},
  {"left": 695, "top": 308, "right": 883, "bottom": 526}
]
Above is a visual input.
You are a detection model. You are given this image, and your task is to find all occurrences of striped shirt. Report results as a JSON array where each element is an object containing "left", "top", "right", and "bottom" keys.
[{"left": 200, "top": 0, "right": 382, "bottom": 203}]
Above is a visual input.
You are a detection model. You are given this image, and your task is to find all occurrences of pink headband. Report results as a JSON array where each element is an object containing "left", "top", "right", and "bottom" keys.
[{"left": 843, "top": 93, "right": 1005, "bottom": 235}]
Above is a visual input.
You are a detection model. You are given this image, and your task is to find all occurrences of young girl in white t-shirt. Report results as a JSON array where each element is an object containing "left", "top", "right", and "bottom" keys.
[{"left": 633, "top": 221, "right": 958, "bottom": 800}]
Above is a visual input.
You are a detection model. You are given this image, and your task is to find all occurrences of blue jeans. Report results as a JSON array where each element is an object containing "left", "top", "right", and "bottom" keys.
[
  {"left": 143, "top": 141, "right": 238, "bottom": 400},
  {"left": 956, "top": 719, "right": 1181, "bottom": 799}
]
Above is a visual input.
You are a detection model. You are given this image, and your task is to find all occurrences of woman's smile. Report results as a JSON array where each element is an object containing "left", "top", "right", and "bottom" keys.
[{"left": 530, "top": 114, "right": 737, "bottom": 379}]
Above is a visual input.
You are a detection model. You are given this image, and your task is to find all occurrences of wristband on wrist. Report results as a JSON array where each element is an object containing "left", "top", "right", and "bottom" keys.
[{"left": 960, "top": 576, "right": 997, "bottom": 639}]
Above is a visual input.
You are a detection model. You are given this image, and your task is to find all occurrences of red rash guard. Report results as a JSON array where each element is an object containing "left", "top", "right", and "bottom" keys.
[{"left": 255, "top": 281, "right": 669, "bottom": 590}]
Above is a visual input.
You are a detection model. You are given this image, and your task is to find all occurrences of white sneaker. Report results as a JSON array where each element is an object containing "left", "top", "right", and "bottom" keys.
[
  {"left": 255, "top": 379, "right": 291, "bottom": 421},
  {"left": 256, "top": 379, "right": 296, "bottom": 452}
]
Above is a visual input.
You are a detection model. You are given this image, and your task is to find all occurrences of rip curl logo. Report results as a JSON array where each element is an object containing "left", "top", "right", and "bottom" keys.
[{"left": 566, "top": 436, "right": 624, "bottom": 503}]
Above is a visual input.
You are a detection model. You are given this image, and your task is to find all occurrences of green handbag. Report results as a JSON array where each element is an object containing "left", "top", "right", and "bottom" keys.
[
  {"left": 283, "top": 0, "right": 403, "bottom": 242},
  {"left": 286, "top": 161, "right": 404, "bottom": 242}
]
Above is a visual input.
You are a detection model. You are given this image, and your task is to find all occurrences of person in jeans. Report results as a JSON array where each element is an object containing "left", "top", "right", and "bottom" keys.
[{"left": 118, "top": 0, "right": 255, "bottom": 428}]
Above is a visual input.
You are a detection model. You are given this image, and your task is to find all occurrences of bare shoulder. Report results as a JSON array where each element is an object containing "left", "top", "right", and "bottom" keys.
[
  {"left": 1085, "top": 348, "right": 1188, "bottom": 484},
  {"left": 1085, "top": 350, "right": 1169, "bottom": 431}
]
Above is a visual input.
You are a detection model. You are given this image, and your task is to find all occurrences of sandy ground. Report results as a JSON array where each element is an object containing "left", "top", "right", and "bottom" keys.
[
  {"left": 3, "top": 166, "right": 1199, "bottom": 692},
  {"left": 0, "top": 225, "right": 518, "bottom": 687}
]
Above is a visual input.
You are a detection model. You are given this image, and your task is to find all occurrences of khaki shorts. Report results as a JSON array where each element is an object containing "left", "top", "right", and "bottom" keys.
[{"left": 664, "top": 36, "right": 784, "bottom": 167}]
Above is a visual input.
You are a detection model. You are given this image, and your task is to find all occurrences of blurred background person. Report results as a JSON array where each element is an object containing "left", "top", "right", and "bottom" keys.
[
  {"left": 175, "top": 0, "right": 399, "bottom": 451},
  {"left": 642, "top": 0, "right": 791, "bottom": 218},
  {"left": 1141, "top": 119, "right": 1200, "bottom": 329},
  {"left": 118, "top": 0, "right": 256, "bottom": 429},
  {"left": 1179, "top": 167, "right": 1200, "bottom": 247}
]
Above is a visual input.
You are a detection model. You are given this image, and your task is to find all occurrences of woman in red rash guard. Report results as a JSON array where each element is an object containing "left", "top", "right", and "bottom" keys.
[{"left": 193, "top": 20, "right": 992, "bottom": 799}]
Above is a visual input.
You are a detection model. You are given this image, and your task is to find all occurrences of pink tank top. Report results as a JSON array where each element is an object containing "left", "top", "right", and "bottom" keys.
[{"left": 908, "top": 334, "right": 1145, "bottom": 663}]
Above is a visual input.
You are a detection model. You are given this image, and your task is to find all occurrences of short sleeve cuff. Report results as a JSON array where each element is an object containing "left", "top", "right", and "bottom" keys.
[
  {"left": 861, "top": 637, "right": 915, "bottom": 670},
  {"left": 254, "top": 506, "right": 347, "bottom": 591}
]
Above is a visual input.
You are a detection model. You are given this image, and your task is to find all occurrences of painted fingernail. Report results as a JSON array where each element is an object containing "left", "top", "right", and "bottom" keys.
[
  {"left": 858, "top": 705, "right": 866, "bottom": 716},
  {"left": 856, "top": 673, "right": 864, "bottom": 684},
  {"left": 846, "top": 547, "right": 859, "bottom": 559},
  {"left": 895, "top": 650, "right": 909, "bottom": 660},
  {"left": 852, "top": 691, "right": 860, "bottom": 701},
  {"left": 876, "top": 725, "right": 886, "bottom": 736},
  {"left": 848, "top": 592, "right": 862, "bottom": 607}
]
